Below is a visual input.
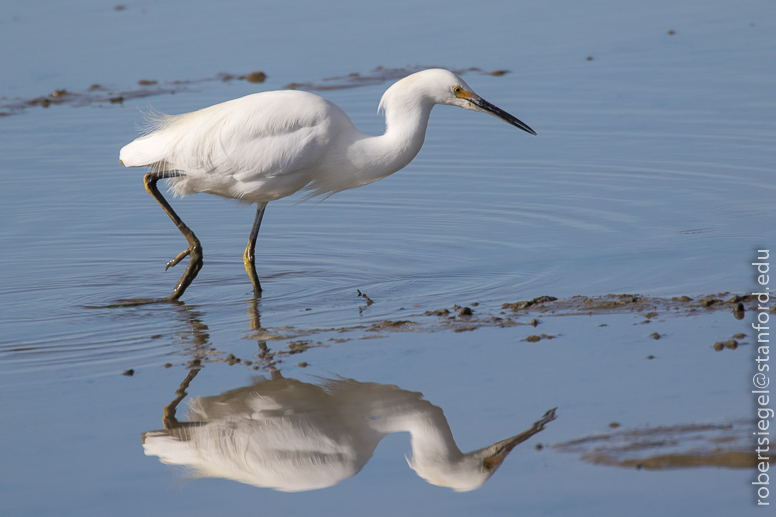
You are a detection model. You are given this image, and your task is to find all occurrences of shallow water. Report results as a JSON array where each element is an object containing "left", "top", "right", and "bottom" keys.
[{"left": 1, "top": 1, "right": 774, "bottom": 515}]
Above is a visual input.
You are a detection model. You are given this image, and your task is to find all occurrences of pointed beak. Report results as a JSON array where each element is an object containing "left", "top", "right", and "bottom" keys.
[
  {"left": 470, "top": 96, "right": 537, "bottom": 136},
  {"left": 482, "top": 433, "right": 525, "bottom": 471},
  {"left": 482, "top": 408, "right": 557, "bottom": 471}
]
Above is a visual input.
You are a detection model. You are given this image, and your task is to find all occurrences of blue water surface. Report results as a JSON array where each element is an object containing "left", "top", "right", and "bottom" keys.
[{"left": 0, "top": 0, "right": 774, "bottom": 515}]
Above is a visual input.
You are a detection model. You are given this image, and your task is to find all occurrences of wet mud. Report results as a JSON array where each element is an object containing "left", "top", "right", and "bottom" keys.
[
  {"left": 553, "top": 420, "right": 775, "bottom": 470},
  {"left": 121, "top": 292, "right": 755, "bottom": 376},
  {"left": 0, "top": 66, "right": 510, "bottom": 117},
  {"left": 411, "top": 292, "right": 755, "bottom": 334},
  {"left": 0, "top": 72, "right": 266, "bottom": 116}
]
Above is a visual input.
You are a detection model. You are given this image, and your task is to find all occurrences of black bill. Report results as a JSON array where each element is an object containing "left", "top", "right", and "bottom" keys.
[{"left": 471, "top": 96, "right": 537, "bottom": 135}]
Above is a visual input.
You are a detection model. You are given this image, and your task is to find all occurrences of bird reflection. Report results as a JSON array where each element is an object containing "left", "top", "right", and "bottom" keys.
[{"left": 143, "top": 369, "right": 556, "bottom": 492}]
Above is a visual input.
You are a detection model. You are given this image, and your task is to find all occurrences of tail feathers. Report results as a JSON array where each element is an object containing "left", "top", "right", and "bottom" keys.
[
  {"left": 121, "top": 132, "right": 176, "bottom": 168},
  {"left": 119, "top": 111, "right": 181, "bottom": 168}
]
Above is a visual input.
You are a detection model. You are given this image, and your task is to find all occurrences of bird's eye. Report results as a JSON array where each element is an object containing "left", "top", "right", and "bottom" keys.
[{"left": 453, "top": 86, "right": 463, "bottom": 95}]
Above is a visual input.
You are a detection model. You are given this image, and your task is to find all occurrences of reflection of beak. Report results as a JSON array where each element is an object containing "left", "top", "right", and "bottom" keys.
[
  {"left": 470, "top": 96, "right": 537, "bottom": 136},
  {"left": 482, "top": 407, "right": 557, "bottom": 471}
]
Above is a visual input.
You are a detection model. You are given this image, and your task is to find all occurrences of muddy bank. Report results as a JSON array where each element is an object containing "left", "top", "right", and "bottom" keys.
[
  {"left": 552, "top": 420, "right": 775, "bottom": 470},
  {"left": 0, "top": 66, "right": 511, "bottom": 117},
  {"left": 124, "top": 291, "right": 758, "bottom": 374},
  {"left": 413, "top": 292, "right": 759, "bottom": 334}
]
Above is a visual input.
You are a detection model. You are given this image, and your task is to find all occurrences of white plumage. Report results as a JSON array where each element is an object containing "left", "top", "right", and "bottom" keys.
[
  {"left": 120, "top": 69, "right": 535, "bottom": 300},
  {"left": 142, "top": 375, "right": 556, "bottom": 492}
]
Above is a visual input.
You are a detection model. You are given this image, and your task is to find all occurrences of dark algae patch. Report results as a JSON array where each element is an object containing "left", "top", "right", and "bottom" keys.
[
  {"left": 0, "top": 66, "right": 512, "bottom": 117},
  {"left": 554, "top": 420, "right": 775, "bottom": 470}
]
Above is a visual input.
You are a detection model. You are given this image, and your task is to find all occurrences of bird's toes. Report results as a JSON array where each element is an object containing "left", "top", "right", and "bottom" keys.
[{"left": 165, "top": 248, "right": 192, "bottom": 270}]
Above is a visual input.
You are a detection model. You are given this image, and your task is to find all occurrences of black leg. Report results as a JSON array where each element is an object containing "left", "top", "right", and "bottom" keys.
[
  {"left": 162, "top": 367, "right": 201, "bottom": 431},
  {"left": 243, "top": 202, "right": 268, "bottom": 295},
  {"left": 143, "top": 171, "right": 203, "bottom": 301}
]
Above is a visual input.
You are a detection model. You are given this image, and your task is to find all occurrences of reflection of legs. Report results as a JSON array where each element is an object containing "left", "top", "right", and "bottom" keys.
[
  {"left": 246, "top": 298, "right": 283, "bottom": 372},
  {"left": 162, "top": 367, "right": 201, "bottom": 431},
  {"left": 143, "top": 172, "right": 203, "bottom": 301},
  {"left": 243, "top": 202, "right": 268, "bottom": 295}
]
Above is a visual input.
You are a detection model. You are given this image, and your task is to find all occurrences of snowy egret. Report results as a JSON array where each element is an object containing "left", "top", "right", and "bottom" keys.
[
  {"left": 143, "top": 373, "right": 556, "bottom": 492},
  {"left": 120, "top": 68, "right": 536, "bottom": 300}
]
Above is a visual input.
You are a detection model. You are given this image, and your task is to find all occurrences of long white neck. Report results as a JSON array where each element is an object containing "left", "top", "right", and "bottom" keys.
[
  {"left": 345, "top": 89, "right": 434, "bottom": 186},
  {"left": 408, "top": 416, "right": 465, "bottom": 465},
  {"left": 368, "top": 402, "right": 464, "bottom": 465}
]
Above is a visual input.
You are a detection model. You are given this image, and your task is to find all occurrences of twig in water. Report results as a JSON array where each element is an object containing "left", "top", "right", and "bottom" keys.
[{"left": 357, "top": 289, "right": 374, "bottom": 306}]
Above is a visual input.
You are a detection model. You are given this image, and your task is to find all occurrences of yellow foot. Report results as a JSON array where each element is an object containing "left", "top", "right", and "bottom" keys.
[{"left": 243, "top": 245, "right": 262, "bottom": 294}]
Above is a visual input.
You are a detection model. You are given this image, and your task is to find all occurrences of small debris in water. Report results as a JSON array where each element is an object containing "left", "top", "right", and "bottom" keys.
[
  {"left": 647, "top": 355, "right": 655, "bottom": 360},
  {"left": 287, "top": 341, "right": 311, "bottom": 354},
  {"left": 357, "top": 289, "right": 374, "bottom": 305},
  {"left": 122, "top": 369, "right": 135, "bottom": 376},
  {"left": 713, "top": 339, "right": 738, "bottom": 351},
  {"left": 244, "top": 71, "right": 267, "bottom": 84},
  {"left": 609, "top": 422, "right": 620, "bottom": 429},
  {"left": 503, "top": 296, "right": 558, "bottom": 311},
  {"left": 525, "top": 334, "right": 556, "bottom": 342},
  {"left": 699, "top": 296, "right": 721, "bottom": 308},
  {"left": 138, "top": 80, "right": 157, "bottom": 86},
  {"left": 368, "top": 320, "right": 411, "bottom": 331},
  {"left": 586, "top": 56, "right": 594, "bottom": 61},
  {"left": 667, "top": 29, "right": 676, "bottom": 35}
]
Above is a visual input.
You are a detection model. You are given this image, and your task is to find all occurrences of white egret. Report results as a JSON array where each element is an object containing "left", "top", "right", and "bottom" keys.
[
  {"left": 120, "top": 68, "right": 536, "bottom": 300},
  {"left": 142, "top": 374, "right": 556, "bottom": 492}
]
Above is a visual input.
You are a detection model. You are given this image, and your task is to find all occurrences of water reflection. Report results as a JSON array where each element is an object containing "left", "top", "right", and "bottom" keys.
[{"left": 143, "top": 367, "right": 556, "bottom": 492}]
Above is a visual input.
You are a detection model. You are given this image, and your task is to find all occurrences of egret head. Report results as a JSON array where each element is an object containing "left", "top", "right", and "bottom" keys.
[
  {"left": 407, "top": 432, "right": 528, "bottom": 492},
  {"left": 382, "top": 68, "right": 536, "bottom": 136},
  {"left": 407, "top": 407, "right": 556, "bottom": 492}
]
